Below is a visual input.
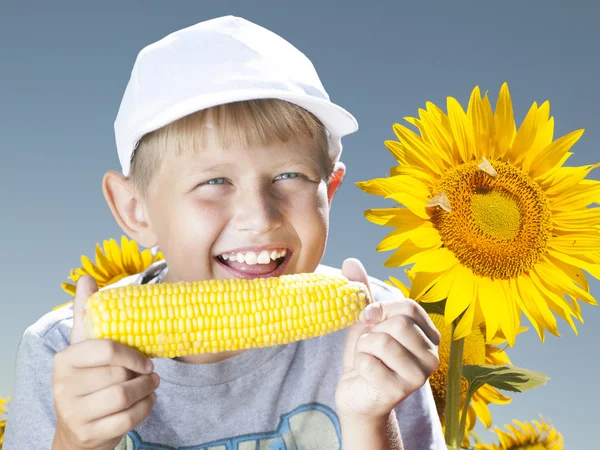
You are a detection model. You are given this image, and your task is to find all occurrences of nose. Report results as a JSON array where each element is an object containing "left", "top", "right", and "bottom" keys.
[{"left": 233, "top": 187, "right": 284, "bottom": 235}]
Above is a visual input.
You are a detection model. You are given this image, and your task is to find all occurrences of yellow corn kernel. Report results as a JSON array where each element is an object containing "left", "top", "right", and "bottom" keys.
[{"left": 83, "top": 272, "right": 371, "bottom": 358}]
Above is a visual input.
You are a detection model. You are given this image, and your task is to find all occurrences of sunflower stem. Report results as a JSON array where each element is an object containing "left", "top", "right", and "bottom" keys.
[{"left": 444, "top": 321, "right": 465, "bottom": 447}]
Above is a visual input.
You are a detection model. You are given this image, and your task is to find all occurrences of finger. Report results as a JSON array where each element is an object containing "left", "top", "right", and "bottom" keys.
[
  {"left": 354, "top": 332, "right": 426, "bottom": 385},
  {"left": 58, "top": 339, "right": 154, "bottom": 376},
  {"left": 71, "top": 275, "right": 99, "bottom": 345},
  {"left": 353, "top": 351, "right": 403, "bottom": 401},
  {"left": 341, "top": 257, "right": 373, "bottom": 301},
  {"left": 368, "top": 315, "right": 440, "bottom": 376},
  {"left": 81, "top": 372, "right": 160, "bottom": 422},
  {"left": 87, "top": 391, "right": 157, "bottom": 441},
  {"left": 359, "top": 298, "right": 441, "bottom": 346},
  {"left": 68, "top": 366, "right": 138, "bottom": 397}
]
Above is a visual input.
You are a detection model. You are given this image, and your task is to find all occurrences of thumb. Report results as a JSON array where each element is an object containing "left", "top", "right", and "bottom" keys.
[
  {"left": 340, "top": 258, "right": 373, "bottom": 372},
  {"left": 70, "top": 275, "right": 99, "bottom": 345}
]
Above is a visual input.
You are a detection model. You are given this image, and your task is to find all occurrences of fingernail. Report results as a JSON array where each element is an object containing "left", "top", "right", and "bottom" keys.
[
  {"left": 146, "top": 360, "right": 154, "bottom": 372},
  {"left": 360, "top": 306, "right": 374, "bottom": 322}
]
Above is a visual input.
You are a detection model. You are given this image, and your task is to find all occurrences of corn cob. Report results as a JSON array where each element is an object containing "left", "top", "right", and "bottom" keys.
[{"left": 83, "top": 272, "right": 371, "bottom": 358}]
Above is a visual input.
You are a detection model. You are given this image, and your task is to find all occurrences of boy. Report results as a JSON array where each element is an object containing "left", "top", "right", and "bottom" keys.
[{"left": 4, "top": 15, "right": 444, "bottom": 449}]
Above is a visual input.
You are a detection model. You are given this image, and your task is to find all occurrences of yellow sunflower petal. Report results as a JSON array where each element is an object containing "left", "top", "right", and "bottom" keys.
[
  {"left": 453, "top": 299, "right": 477, "bottom": 340},
  {"left": 521, "top": 273, "right": 561, "bottom": 339},
  {"left": 387, "top": 276, "right": 410, "bottom": 298},
  {"left": 504, "top": 102, "right": 538, "bottom": 164},
  {"left": 389, "top": 165, "right": 438, "bottom": 187},
  {"left": 535, "top": 260, "right": 597, "bottom": 305},
  {"left": 376, "top": 224, "right": 440, "bottom": 252},
  {"left": 417, "top": 107, "right": 455, "bottom": 164},
  {"left": 383, "top": 240, "right": 441, "bottom": 268},
  {"left": 81, "top": 255, "right": 109, "bottom": 281},
  {"left": 364, "top": 207, "right": 427, "bottom": 228},
  {"left": 356, "top": 175, "right": 430, "bottom": 199},
  {"left": 471, "top": 396, "right": 493, "bottom": 428},
  {"left": 121, "top": 235, "right": 134, "bottom": 272},
  {"left": 475, "top": 277, "right": 500, "bottom": 342},
  {"left": 392, "top": 123, "right": 447, "bottom": 172},
  {"left": 409, "top": 270, "right": 448, "bottom": 301},
  {"left": 467, "top": 86, "right": 491, "bottom": 161},
  {"left": 94, "top": 243, "right": 120, "bottom": 278},
  {"left": 530, "top": 129, "right": 585, "bottom": 180},
  {"left": 540, "top": 163, "right": 600, "bottom": 196},
  {"left": 548, "top": 233, "right": 600, "bottom": 255},
  {"left": 493, "top": 82, "right": 516, "bottom": 158},
  {"left": 444, "top": 265, "right": 474, "bottom": 325},
  {"left": 384, "top": 139, "right": 408, "bottom": 165},
  {"left": 548, "top": 248, "right": 600, "bottom": 280},
  {"left": 108, "top": 238, "right": 125, "bottom": 273},
  {"left": 418, "top": 268, "right": 455, "bottom": 303},
  {"left": 550, "top": 179, "right": 600, "bottom": 211},
  {"left": 410, "top": 247, "right": 459, "bottom": 274},
  {"left": 447, "top": 96, "right": 473, "bottom": 163},
  {"left": 129, "top": 240, "right": 143, "bottom": 271}
]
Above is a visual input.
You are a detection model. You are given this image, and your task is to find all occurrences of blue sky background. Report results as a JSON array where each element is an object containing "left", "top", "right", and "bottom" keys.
[{"left": 1, "top": 0, "right": 598, "bottom": 447}]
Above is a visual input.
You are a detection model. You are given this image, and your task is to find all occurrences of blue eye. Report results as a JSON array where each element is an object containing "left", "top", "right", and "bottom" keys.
[
  {"left": 275, "top": 172, "right": 300, "bottom": 180},
  {"left": 206, "top": 178, "right": 226, "bottom": 185}
]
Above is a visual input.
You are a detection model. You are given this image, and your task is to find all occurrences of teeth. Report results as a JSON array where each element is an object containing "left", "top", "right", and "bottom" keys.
[
  {"left": 257, "top": 250, "right": 271, "bottom": 264},
  {"left": 220, "top": 249, "right": 288, "bottom": 265},
  {"left": 244, "top": 252, "right": 258, "bottom": 265}
]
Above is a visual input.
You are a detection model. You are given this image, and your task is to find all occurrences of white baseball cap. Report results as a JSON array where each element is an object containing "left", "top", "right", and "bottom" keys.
[{"left": 114, "top": 15, "right": 359, "bottom": 176}]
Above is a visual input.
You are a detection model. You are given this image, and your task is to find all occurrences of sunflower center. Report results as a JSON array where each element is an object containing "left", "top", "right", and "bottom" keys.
[
  {"left": 471, "top": 188, "right": 521, "bottom": 240},
  {"left": 431, "top": 161, "right": 553, "bottom": 279}
]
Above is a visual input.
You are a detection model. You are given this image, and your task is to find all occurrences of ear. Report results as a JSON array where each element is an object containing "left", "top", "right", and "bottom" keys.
[
  {"left": 327, "top": 161, "right": 346, "bottom": 205},
  {"left": 102, "top": 170, "right": 159, "bottom": 249}
]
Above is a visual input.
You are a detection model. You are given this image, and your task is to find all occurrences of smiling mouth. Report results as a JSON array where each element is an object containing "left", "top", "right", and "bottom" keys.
[{"left": 214, "top": 249, "right": 291, "bottom": 278}]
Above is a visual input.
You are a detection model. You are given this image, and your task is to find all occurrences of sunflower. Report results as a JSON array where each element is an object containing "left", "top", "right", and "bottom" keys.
[
  {"left": 54, "top": 236, "right": 164, "bottom": 308},
  {"left": 475, "top": 416, "right": 563, "bottom": 450},
  {"left": 358, "top": 83, "right": 599, "bottom": 346},
  {"left": 0, "top": 396, "right": 9, "bottom": 448}
]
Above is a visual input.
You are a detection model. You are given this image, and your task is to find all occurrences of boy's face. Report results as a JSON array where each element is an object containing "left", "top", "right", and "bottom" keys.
[{"left": 107, "top": 137, "right": 345, "bottom": 284}]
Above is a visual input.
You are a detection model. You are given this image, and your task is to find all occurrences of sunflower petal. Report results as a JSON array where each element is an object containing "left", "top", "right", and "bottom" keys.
[
  {"left": 387, "top": 276, "right": 410, "bottom": 298},
  {"left": 494, "top": 83, "right": 516, "bottom": 158},
  {"left": 549, "top": 179, "right": 600, "bottom": 210},
  {"left": 81, "top": 255, "right": 109, "bottom": 281},
  {"left": 548, "top": 250, "right": 600, "bottom": 285},
  {"left": 384, "top": 140, "right": 407, "bottom": 165},
  {"left": 535, "top": 261, "right": 597, "bottom": 305},
  {"left": 417, "top": 108, "right": 455, "bottom": 164},
  {"left": 530, "top": 129, "right": 585, "bottom": 180},
  {"left": 409, "top": 270, "right": 448, "bottom": 301},
  {"left": 548, "top": 233, "right": 600, "bottom": 255},
  {"left": 471, "top": 396, "right": 493, "bottom": 428},
  {"left": 94, "top": 243, "right": 119, "bottom": 278},
  {"left": 540, "top": 163, "right": 600, "bottom": 196},
  {"left": 447, "top": 96, "right": 473, "bottom": 163},
  {"left": 393, "top": 123, "right": 447, "bottom": 172},
  {"left": 523, "top": 272, "right": 562, "bottom": 338},
  {"left": 109, "top": 238, "right": 125, "bottom": 273},
  {"left": 504, "top": 102, "right": 538, "bottom": 164},
  {"left": 356, "top": 175, "right": 430, "bottom": 198},
  {"left": 475, "top": 276, "right": 499, "bottom": 342},
  {"left": 514, "top": 276, "right": 553, "bottom": 342},
  {"left": 389, "top": 165, "right": 438, "bottom": 187},
  {"left": 376, "top": 225, "right": 440, "bottom": 252},
  {"left": 453, "top": 299, "right": 477, "bottom": 340},
  {"left": 410, "top": 247, "right": 459, "bottom": 273},
  {"left": 552, "top": 207, "right": 600, "bottom": 229},
  {"left": 468, "top": 86, "right": 490, "bottom": 161},
  {"left": 444, "top": 265, "right": 474, "bottom": 325},
  {"left": 383, "top": 240, "right": 441, "bottom": 268},
  {"left": 386, "top": 191, "right": 431, "bottom": 219},
  {"left": 476, "top": 384, "right": 512, "bottom": 405},
  {"left": 418, "top": 268, "right": 456, "bottom": 303},
  {"left": 364, "top": 207, "right": 427, "bottom": 228}
]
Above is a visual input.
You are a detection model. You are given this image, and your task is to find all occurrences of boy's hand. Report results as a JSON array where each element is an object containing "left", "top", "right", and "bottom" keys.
[
  {"left": 335, "top": 258, "right": 441, "bottom": 425},
  {"left": 52, "top": 275, "right": 159, "bottom": 450}
]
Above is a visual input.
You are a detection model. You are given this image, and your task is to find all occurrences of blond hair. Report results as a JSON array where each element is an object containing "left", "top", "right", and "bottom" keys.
[{"left": 128, "top": 98, "right": 332, "bottom": 199}]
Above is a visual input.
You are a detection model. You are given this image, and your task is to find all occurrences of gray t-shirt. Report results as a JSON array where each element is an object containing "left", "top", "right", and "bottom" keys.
[{"left": 3, "top": 261, "right": 445, "bottom": 449}]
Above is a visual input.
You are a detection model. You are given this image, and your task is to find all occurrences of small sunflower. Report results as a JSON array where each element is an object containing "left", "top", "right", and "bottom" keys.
[
  {"left": 475, "top": 416, "right": 563, "bottom": 450},
  {"left": 0, "top": 396, "right": 9, "bottom": 448},
  {"left": 387, "top": 276, "right": 517, "bottom": 448},
  {"left": 55, "top": 236, "right": 163, "bottom": 308},
  {"left": 359, "top": 83, "right": 599, "bottom": 346}
]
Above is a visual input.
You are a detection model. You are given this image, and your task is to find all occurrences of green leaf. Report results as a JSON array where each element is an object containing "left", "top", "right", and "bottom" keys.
[{"left": 463, "top": 364, "right": 549, "bottom": 395}]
